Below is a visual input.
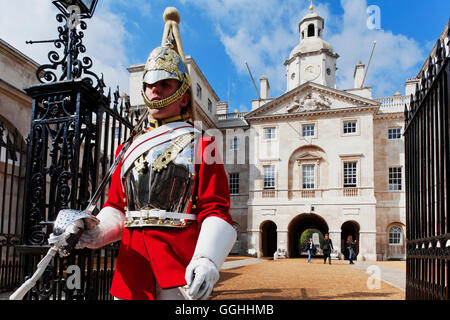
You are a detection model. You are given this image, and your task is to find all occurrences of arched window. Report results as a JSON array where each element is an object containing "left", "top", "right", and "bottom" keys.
[
  {"left": 388, "top": 226, "right": 403, "bottom": 245},
  {"left": 307, "top": 24, "right": 315, "bottom": 37}
]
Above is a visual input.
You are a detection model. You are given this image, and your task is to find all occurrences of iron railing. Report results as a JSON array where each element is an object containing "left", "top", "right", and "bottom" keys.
[
  {"left": 15, "top": 81, "right": 143, "bottom": 300},
  {"left": 404, "top": 25, "right": 449, "bottom": 300},
  {"left": 0, "top": 123, "right": 27, "bottom": 292}
]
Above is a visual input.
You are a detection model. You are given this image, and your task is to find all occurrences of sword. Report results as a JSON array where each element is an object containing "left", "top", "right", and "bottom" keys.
[{"left": 9, "top": 109, "right": 149, "bottom": 300}]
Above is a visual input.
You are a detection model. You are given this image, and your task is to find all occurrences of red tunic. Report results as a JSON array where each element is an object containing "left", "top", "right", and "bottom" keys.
[{"left": 104, "top": 133, "right": 232, "bottom": 300}]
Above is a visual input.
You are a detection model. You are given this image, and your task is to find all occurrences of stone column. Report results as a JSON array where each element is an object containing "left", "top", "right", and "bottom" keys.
[
  {"left": 328, "top": 230, "right": 341, "bottom": 256},
  {"left": 358, "top": 231, "right": 377, "bottom": 261},
  {"left": 247, "top": 229, "right": 260, "bottom": 257},
  {"left": 277, "top": 229, "right": 288, "bottom": 257}
]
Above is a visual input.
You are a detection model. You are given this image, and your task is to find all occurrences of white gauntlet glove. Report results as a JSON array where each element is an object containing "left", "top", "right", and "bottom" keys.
[
  {"left": 76, "top": 207, "right": 126, "bottom": 249},
  {"left": 184, "top": 216, "right": 237, "bottom": 300},
  {"left": 185, "top": 257, "right": 219, "bottom": 300}
]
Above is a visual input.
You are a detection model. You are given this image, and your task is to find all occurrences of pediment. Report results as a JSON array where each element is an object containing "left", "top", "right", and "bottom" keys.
[
  {"left": 285, "top": 90, "right": 332, "bottom": 113},
  {"left": 245, "top": 82, "right": 379, "bottom": 119},
  {"left": 296, "top": 151, "right": 323, "bottom": 163}
]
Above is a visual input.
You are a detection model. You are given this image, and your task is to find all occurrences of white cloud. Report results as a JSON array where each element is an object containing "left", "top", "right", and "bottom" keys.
[
  {"left": 327, "top": 0, "right": 426, "bottom": 96},
  {"left": 0, "top": 0, "right": 130, "bottom": 95},
  {"left": 184, "top": 0, "right": 426, "bottom": 98}
]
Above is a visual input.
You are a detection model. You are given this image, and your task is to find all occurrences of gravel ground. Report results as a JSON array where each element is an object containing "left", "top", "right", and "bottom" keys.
[{"left": 211, "top": 257, "right": 405, "bottom": 300}]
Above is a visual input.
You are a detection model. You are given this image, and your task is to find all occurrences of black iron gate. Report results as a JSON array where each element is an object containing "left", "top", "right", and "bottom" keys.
[
  {"left": 0, "top": 122, "right": 27, "bottom": 292},
  {"left": 404, "top": 26, "right": 449, "bottom": 300},
  {"left": 14, "top": 80, "right": 144, "bottom": 300},
  {"left": 0, "top": 6, "right": 151, "bottom": 299},
  {"left": 14, "top": 81, "right": 145, "bottom": 300}
]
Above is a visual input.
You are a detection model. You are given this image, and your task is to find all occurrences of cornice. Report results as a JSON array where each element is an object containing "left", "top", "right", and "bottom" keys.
[
  {"left": 374, "top": 112, "right": 404, "bottom": 120},
  {"left": 0, "top": 39, "right": 39, "bottom": 73},
  {"left": 245, "top": 105, "right": 380, "bottom": 122},
  {"left": 284, "top": 49, "right": 339, "bottom": 66},
  {"left": 0, "top": 78, "right": 32, "bottom": 105},
  {"left": 245, "top": 82, "right": 380, "bottom": 120}
]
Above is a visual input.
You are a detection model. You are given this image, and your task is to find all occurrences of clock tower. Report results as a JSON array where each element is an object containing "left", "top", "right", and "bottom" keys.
[{"left": 285, "top": 3, "right": 339, "bottom": 91}]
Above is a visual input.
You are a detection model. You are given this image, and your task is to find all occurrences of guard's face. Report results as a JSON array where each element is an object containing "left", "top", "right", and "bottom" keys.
[{"left": 144, "top": 79, "right": 190, "bottom": 119}]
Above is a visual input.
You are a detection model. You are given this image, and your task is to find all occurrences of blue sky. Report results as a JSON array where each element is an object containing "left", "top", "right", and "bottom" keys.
[{"left": 1, "top": 0, "right": 449, "bottom": 112}]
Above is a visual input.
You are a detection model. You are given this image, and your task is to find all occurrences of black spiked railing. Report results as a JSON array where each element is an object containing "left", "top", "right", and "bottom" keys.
[{"left": 403, "top": 20, "right": 450, "bottom": 300}]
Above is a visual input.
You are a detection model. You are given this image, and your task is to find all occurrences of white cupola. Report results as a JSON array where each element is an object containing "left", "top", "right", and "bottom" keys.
[{"left": 285, "top": 2, "right": 339, "bottom": 91}]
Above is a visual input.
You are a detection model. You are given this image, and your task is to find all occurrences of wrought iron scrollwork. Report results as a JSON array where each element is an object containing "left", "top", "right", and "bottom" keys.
[{"left": 33, "top": 13, "right": 105, "bottom": 93}]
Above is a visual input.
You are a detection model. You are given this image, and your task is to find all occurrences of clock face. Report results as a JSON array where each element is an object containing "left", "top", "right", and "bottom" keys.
[{"left": 303, "top": 64, "right": 321, "bottom": 81}]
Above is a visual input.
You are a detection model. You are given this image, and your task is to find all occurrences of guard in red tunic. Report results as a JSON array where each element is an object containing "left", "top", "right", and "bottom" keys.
[{"left": 73, "top": 7, "right": 236, "bottom": 300}]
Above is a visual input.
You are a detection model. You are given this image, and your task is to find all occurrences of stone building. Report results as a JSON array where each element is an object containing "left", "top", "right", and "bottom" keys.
[
  {"left": 125, "top": 8, "right": 413, "bottom": 261},
  {"left": 1, "top": 6, "right": 417, "bottom": 261}
]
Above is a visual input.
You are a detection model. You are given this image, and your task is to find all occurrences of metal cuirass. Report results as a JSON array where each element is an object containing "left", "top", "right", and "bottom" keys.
[{"left": 120, "top": 122, "right": 200, "bottom": 228}]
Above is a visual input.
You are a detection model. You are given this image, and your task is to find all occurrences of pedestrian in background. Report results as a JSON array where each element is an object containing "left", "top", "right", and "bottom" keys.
[
  {"left": 347, "top": 236, "right": 357, "bottom": 264},
  {"left": 322, "top": 233, "right": 333, "bottom": 264},
  {"left": 305, "top": 237, "right": 314, "bottom": 263}
]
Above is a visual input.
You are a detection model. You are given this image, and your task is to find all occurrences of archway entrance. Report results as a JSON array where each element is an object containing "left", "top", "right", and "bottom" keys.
[
  {"left": 288, "top": 213, "right": 328, "bottom": 258},
  {"left": 260, "top": 220, "right": 277, "bottom": 257},
  {"left": 341, "top": 221, "right": 360, "bottom": 259}
]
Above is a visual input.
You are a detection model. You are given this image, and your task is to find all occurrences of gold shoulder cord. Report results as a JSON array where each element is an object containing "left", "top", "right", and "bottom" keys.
[{"left": 152, "top": 133, "right": 195, "bottom": 172}]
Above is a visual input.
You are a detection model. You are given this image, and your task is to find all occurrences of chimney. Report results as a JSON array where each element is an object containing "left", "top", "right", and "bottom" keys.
[
  {"left": 216, "top": 102, "right": 229, "bottom": 115},
  {"left": 405, "top": 78, "right": 419, "bottom": 97},
  {"left": 353, "top": 61, "right": 365, "bottom": 89},
  {"left": 260, "top": 76, "right": 270, "bottom": 99}
]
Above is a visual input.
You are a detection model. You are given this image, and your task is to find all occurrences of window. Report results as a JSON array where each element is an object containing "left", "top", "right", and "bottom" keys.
[
  {"left": 388, "top": 128, "right": 401, "bottom": 140},
  {"left": 302, "top": 124, "right": 315, "bottom": 137},
  {"left": 302, "top": 164, "right": 315, "bottom": 189},
  {"left": 229, "top": 173, "right": 239, "bottom": 195},
  {"left": 196, "top": 84, "right": 202, "bottom": 99},
  {"left": 208, "top": 99, "right": 212, "bottom": 113},
  {"left": 230, "top": 136, "right": 238, "bottom": 151},
  {"left": 263, "top": 165, "right": 275, "bottom": 189},
  {"left": 389, "top": 167, "right": 402, "bottom": 191},
  {"left": 264, "top": 127, "right": 276, "bottom": 140},
  {"left": 343, "top": 162, "right": 357, "bottom": 187},
  {"left": 389, "top": 226, "right": 403, "bottom": 245},
  {"left": 307, "top": 24, "right": 315, "bottom": 37},
  {"left": 343, "top": 120, "right": 357, "bottom": 134}
]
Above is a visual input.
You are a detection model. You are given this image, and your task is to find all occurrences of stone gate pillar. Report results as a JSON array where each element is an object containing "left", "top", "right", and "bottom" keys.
[{"left": 247, "top": 229, "right": 260, "bottom": 257}]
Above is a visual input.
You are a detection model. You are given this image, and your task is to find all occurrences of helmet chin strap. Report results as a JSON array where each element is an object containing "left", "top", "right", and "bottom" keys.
[{"left": 141, "top": 76, "right": 191, "bottom": 110}]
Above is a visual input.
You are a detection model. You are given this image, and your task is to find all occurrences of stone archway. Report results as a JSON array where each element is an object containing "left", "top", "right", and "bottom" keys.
[
  {"left": 341, "top": 220, "right": 360, "bottom": 259},
  {"left": 288, "top": 213, "right": 329, "bottom": 258},
  {"left": 260, "top": 220, "right": 277, "bottom": 257}
]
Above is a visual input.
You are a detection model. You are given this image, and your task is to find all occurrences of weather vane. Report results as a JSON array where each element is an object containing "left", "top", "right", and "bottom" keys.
[{"left": 309, "top": 0, "right": 314, "bottom": 12}]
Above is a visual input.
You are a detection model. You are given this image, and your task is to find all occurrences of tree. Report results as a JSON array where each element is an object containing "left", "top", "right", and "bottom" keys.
[{"left": 299, "top": 229, "right": 324, "bottom": 253}]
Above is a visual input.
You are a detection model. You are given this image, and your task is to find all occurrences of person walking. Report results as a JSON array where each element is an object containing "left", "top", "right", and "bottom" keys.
[
  {"left": 305, "top": 237, "right": 314, "bottom": 263},
  {"left": 322, "top": 233, "right": 333, "bottom": 264},
  {"left": 347, "top": 236, "right": 357, "bottom": 264}
]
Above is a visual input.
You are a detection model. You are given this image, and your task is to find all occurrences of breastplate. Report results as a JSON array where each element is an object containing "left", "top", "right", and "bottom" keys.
[
  {"left": 122, "top": 137, "right": 197, "bottom": 213},
  {"left": 119, "top": 122, "right": 200, "bottom": 228}
]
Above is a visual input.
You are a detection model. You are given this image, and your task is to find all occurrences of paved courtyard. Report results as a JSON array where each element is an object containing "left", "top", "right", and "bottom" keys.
[
  {"left": 211, "top": 257, "right": 405, "bottom": 300},
  {"left": 1, "top": 256, "right": 405, "bottom": 300}
]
